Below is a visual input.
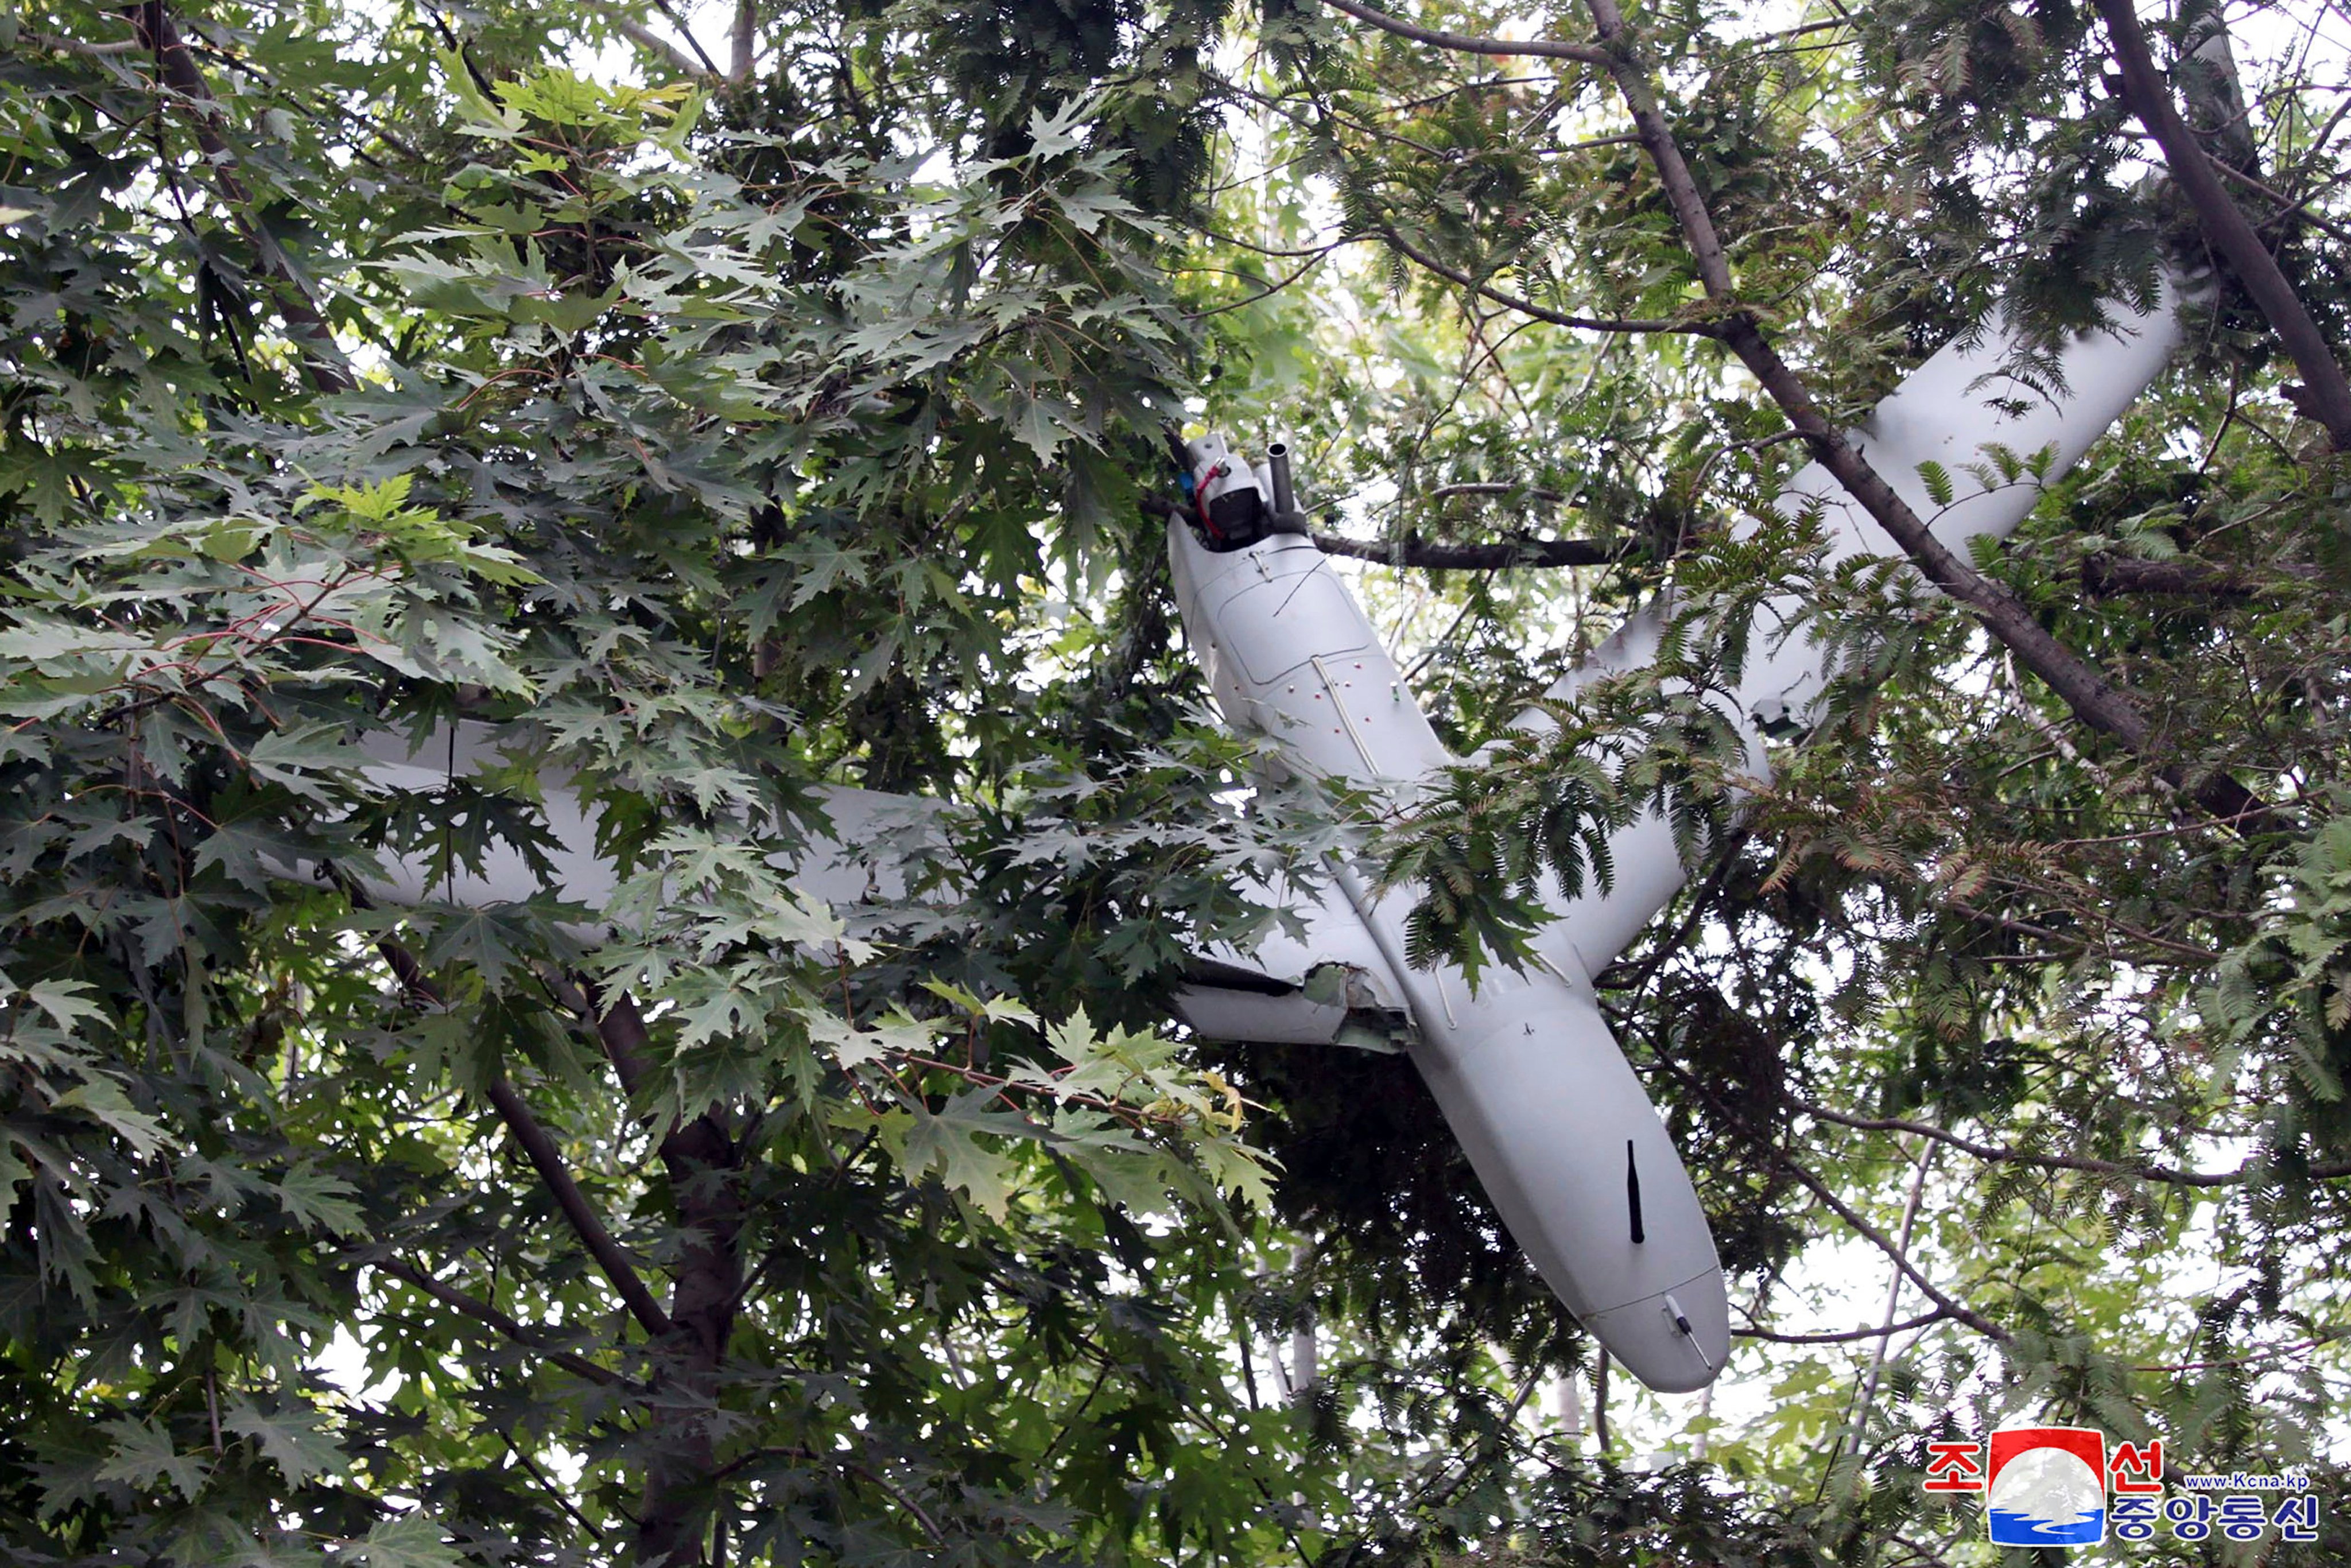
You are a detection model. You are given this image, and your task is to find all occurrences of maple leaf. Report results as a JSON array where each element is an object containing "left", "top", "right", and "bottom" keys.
[
  {"left": 225, "top": 1399, "right": 349, "bottom": 1485},
  {"left": 96, "top": 1417, "right": 211, "bottom": 1501}
]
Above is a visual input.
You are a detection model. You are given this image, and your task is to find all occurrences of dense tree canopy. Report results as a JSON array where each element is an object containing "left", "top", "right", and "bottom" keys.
[{"left": 6, "top": 0, "right": 2351, "bottom": 1562}]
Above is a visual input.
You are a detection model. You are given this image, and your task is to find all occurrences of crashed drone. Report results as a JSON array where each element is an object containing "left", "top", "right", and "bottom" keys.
[{"left": 350, "top": 278, "right": 2190, "bottom": 1394}]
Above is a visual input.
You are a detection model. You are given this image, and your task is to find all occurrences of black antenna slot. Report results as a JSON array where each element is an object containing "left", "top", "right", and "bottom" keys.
[{"left": 1625, "top": 1139, "right": 1645, "bottom": 1244}]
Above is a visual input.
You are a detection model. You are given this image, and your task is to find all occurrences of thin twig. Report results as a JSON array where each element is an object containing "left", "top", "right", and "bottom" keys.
[
  {"left": 1791, "top": 1097, "right": 2351, "bottom": 1187},
  {"left": 1770, "top": 1150, "right": 2011, "bottom": 1344},
  {"left": 2135, "top": 1327, "right": 2351, "bottom": 1372},
  {"left": 844, "top": 1460, "right": 944, "bottom": 1543},
  {"left": 375, "top": 1257, "right": 629, "bottom": 1386},
  {"left": 647, "top": 0, "right": 721, "bottom": 73},
  {"left": 503, "top": 1428, "right": 611, "bottom": 1539},
  {"left": 1318, "top": 0, "right": 1609, "bottom": 67},
  {"left": 2208, "top": 153, "right": 2351, "bottom": 245},
  {"left": 1639, "top": 1042, "right": 2012, "bottom": 1343},
  {"left": 1735, "top": 1308, "right": 1953, "bottom": 1344},
  {"left": 1376, "top": 221, "right": 1708, "bottom": 336}
]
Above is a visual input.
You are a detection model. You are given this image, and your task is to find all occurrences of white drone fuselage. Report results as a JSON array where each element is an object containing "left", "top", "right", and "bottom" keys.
[
  {"left": 1162, "top": 283, "right": 2187, "bottom": 1392},
  {"left": 337, "top": 285, "right": 2187, "bottom": 1396},
  {"left": 1166, "top": 516, "right": 1733, "bottom": 1390}
]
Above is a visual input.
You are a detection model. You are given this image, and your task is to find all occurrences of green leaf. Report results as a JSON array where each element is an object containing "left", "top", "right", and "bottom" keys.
[
  {"left": 273, "top": 1163, "right": 370, "bottom": 1238},
  {"left": 96, "top": 1416, "right": 212, "bottom": 1501},
  {"left": 805, "top": 1007, "right": 944, "bottom": 1069},
  {"left": 672, "top": 976, "right": 772, "bottom": 1047},
  {"left": 52, "top": 1076, "right": 165, "bottom": 1158},
  {"left": 899, "top": 1085, "right": 1031, "bottom": 1218},
  {"left": 22, "top": 979, "right": 105, "bottom": 1033},
  {"left": 246, "top": 724, "right": 361, "bottom": 803},
  {"left": 1915, "top": 459, "right": 1955, "bottom": 509},
  {"left": 1026, "top": 96, "right": 1092, "bottom": 159},
  {"left": 1007, "top": 390, "right": 1070, "bottom": 464},
  {"left": 335, "top": 1516, "right": 468, "bottom": 1568},
  {"left": 224, "top": 1399, "right": 349, "bottom": 1485}
]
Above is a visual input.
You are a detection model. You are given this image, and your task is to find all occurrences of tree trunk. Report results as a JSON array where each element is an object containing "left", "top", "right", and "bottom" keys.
[
  {"left": 635, "top": 1107, "right": 744, "bottom": 1568},
  {"left": 593, "top": 996, "right": 746, "bottom": 1568}
]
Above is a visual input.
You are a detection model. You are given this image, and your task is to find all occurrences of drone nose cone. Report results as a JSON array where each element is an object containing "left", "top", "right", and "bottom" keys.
[
  {"left": 1583, "top": 1271, "right": 1731, "bottom": 1394},
  {"left": 1392, "top": 971, "right": 1729, "bottom": 1391}
]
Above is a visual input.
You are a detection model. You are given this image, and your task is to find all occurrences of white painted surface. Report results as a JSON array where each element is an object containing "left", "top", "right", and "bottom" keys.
[{"left": 1167, "top": 521, "right": 1730, "bottom": 1392}]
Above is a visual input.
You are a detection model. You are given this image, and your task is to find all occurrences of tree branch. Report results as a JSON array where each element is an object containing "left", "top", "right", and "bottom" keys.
[
  {"left": 707, "top": 1447, "right": 946, "bottom": 1544},
  {"left": 502, "top": 1428, "right": 610, "bottom": 1540},
  {"left": 1714, "top": 318, "right": 2220, "bottom": 796},
  {"left": 1633, "top": 1040, "right": 2012, "bottom": 1344},
  {"left": 375, "top": 1257, "right": 629, "bottom": 1387},
  {"left": 2134, "top": 1326, "right": 2351, "bottom": 1372},
  {"left": 1313, "top": 530, "right": 1612, "bottom": 568},
  {"left": 2080, "top": 554, "right": 2274, "bottom": 599},
  {"left": 842, "top": 1460, "right": 945, "bottom": 1545},
  {"left": 728, "top": 0, "right": 757, "bottom": 81},
  {"left": 2208, "top": 153, "right": 2351, "bottom": 248},
  {"left": 1142, "top": 492, "right": 1616, "bottom": 570},
  {"left": 1791, "top": 1097, "right": 2351, "bottom": 1186},
  {"left": 598, "top": 6, "right": 709, "bottom": 75},
  {"left": 1324, "top": 0, "right": 2274, "bottom": 830},
  {"left": 1735, "top": 1308, "right": 1952, "bottom": 1344},
  {"left": 25, "top": 28, "right": 145, "bottom": 56},
  {"left": 573, "top": 983, "right": 746, "bottom": 1568},
  {"left": 1425, "top": 481, "right": 1567, "bottom": 504},
  {"left": 647, "top": 0, "right": 722, "bottom": 74},
  {"left": 483, "top": 1076, "right": 677, "bottom": 1341},
  {"left": 1184, "top": 247, "right": 1334, "bottom": 319},
  {"left": 127, "top": 3, "right": 354, "bottom": 394},
  {"left": 1767, "top": 1148, "right": 2012, "bottom": 1344},
  {"left": 1570, "top": 0, "right": 1736, "bottom": 298},
  {"left": 1573, "top": 0, "right": 2272, "bottom": 832},
  {"left": 384, "top": 937, "right": 742, "bottom": 1564},
  {"left": 1375, "top": 221, "right": 1708, "bottom": 335},
  {"left": 1317, "top": 0, "right": 1609, "bottom": 66},
  {"left": 371, "top": 938, "right": 674, "bottom": 1341},
  {"left": 2092, "top": 0, "right": 2351, "bottom": 447}
]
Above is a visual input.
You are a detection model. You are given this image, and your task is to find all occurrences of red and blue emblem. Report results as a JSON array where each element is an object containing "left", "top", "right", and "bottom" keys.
[{"left": 1986, "top": 1426, "right": 2107, "bottom": 1546}]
